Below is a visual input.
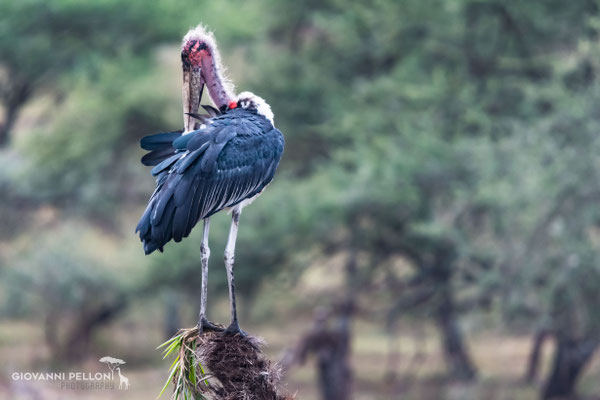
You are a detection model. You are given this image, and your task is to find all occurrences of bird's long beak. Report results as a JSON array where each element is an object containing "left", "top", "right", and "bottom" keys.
[{"left": 182, "top": 66, "right": 204, "bottom": 132}]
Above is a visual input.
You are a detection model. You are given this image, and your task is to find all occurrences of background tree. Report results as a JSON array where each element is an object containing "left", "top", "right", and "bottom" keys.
[
  {"left": 542, "top": 256, "right": 600, "bottom": 399},
  {"left": 0, "top": 0, "right": 186, "bottom": 146},
  {"left": 1, "top": 0, "right": 600, "bottom": 399}
]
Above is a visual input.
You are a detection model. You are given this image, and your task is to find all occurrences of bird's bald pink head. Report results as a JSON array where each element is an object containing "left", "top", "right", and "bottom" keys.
[
  {"left": 180, "top": 25, "right": 235, "bottom": 110},
  {"left": 181, "top": 40, "right": 209, "bottom": 70}
]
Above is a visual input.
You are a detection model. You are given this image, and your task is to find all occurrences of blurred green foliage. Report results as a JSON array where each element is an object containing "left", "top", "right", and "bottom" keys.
[{"left": 1, "top": 0, "right": 600, "bottom": 395}]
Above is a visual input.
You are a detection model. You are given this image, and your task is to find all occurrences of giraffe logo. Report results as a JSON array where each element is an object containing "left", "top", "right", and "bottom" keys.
[{"left": 99, "top": 356, "right": 130, "bottom": 390}]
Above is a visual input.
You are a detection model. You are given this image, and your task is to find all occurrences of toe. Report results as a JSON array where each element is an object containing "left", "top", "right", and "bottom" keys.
[{"left": 224, "top": 322, "right": 247, "bottom": 337}]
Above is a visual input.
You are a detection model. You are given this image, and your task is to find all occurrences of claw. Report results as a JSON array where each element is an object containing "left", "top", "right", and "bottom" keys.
[
  {"left": 224, "top": 321, "right": 247, "bottom": 337},
  {"left": 198, "top": 317, "right": 224, "bottom": 334}
]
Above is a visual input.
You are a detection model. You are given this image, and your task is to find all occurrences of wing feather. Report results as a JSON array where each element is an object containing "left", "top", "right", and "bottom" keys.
[
  {"left": 137, "top": 109, "right": 284, "bottom": 254},
  {"left": 140, "top": 130, "right": 183, "bottom": 166}
]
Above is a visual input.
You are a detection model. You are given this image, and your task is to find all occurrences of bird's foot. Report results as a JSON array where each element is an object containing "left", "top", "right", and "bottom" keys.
[
  {"left": 224, "top": 321, "right": 247, "bottom": 337},
  {"left": 198, "top": 317, "right": 224, "bottom": 334}
]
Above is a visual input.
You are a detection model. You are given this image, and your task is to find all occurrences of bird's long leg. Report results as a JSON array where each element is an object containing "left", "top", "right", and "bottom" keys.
[
  {"left": 198, "top": 218, "right": 222, "bottom": 333},
  {"left": 224, "top": 209, "right": 245, "bottom": 335}
]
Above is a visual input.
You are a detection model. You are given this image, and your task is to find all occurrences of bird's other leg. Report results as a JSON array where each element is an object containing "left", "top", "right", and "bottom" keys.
[
  {"left": 197, "top": 218, "right": 222, "bottom": 333},
  {"left": 224, "top": 209, "right": 246, "bottom": 336}
]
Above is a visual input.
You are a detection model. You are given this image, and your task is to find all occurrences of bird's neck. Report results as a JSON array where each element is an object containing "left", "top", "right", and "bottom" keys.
[{"left": 201, "top": 49, "right": 235, "bottom": 109}]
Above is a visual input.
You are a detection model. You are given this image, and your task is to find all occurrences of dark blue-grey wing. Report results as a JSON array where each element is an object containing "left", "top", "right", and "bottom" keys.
[
  {"left": 138, "top": 114, "right": 214, "bottom": 167},
  {"left": 140, "top": 130, "right": 182, "bottom": 166},
  {"left": 140, "top": 130, "right": 181, "bottom": 151},
  {"left": 192, "top": 127, "right": 284, "bottom": 219},
  {"left": 136, "top": 120, "right": 284, "bottom": 254}
]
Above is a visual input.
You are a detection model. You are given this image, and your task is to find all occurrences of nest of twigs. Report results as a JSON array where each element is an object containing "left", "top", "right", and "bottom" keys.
[{"left": 158, "top": 327, "right": 293, "bottom": 400}]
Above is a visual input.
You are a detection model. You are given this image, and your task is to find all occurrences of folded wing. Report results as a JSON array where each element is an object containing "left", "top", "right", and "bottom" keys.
[{"left": 136, "top": 110, "right": 284, "bottom": 254}]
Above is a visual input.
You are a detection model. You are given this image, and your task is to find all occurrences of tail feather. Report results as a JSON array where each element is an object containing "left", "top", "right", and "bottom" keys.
[
  {"left": 140, "top": 131, "right": 182, "bottom": 150},
  {"left": 137, "top": 186, "right": 181, "bottom": 255},
  {"left": 140, "top": 130, "right": 183, "bottom": 166}
]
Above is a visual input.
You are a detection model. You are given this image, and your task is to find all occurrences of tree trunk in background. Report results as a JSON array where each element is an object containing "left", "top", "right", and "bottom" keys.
[
  {"left": 383, "top": 333, "right": 401, "bottom": 384},
  {"left": 318, "top": 252, "right": 356, "bottom": 400},
  {"left": 542, "top": 338, "right": 599, "bottom": 399},
  {"left": 283, "top": 308, "right": 352, "bottom": 400},
  {"left": 524, "top": 328, "right": 551, "bottom": 383},
  {"left": 0, "top": 103, "right": 17, "bottom": 147},
  {"left": 0, "top": 81, "right": 31, "bottom": 147},
  {"left": 283, "top": 253, "right": 356, "bottom": 400},
  {"left": 435, "top": 287, "right": 477, "bottom": 381},
  {"left": 316, "top": 323, "right": 351, "bottom": 400},
  {"left": 60, "top": 296, "right": 127, "bottom": 361}
]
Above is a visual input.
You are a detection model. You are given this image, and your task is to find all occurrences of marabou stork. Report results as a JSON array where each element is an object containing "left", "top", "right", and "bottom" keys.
[{"left": 136, "top": 25, "right": 284, "bottom": 335}]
